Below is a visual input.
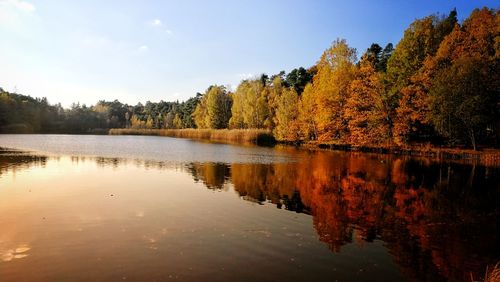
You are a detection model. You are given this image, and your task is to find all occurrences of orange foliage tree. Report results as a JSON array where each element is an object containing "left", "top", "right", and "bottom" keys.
[
  {"left": 389, "top": 10, "right": 458, "bottom": 145},
  {"left": 345, "top": 56, "right": 390, "bottom": 146},
  {"left": 427, "top": 8, "right": 499, "bottom": 149}
]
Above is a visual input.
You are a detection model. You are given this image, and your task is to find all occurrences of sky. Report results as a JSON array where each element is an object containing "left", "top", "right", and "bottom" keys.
[{"left": 0, "top": 0, "right": 497, "bottom": 107}]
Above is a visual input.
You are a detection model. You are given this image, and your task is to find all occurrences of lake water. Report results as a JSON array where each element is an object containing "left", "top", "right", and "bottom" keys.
[{"left": 0, "top": 134, "right": 498, "bottom": 282}]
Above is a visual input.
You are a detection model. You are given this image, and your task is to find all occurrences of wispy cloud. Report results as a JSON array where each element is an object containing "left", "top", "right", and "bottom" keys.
[
  {"left": 149, "top": 18, "right": 162, "bottom": 27},
  {"left": 1, "top": 0, "right": 35, "bottom": 13},
  {"left": 0, "top": 0, "right": 36, "bottom": 25},
  {"left": 138, "top": 45, "right": 149, "bottom": 52},
  {"left": 147, "top": 18, "right": 173, "bottom": 35}
]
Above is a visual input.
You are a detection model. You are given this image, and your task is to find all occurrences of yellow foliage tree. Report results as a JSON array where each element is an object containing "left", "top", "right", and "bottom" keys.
[
  {"left": 130, "top": 114, "right": 145, "bottom": 129},
  {"left": 145, "top": 115, "right": 154, "bottom": 129},
  {"left": 229, "top": 84, "right": 246, "bottom": 129},
  {"left": 192, "top": 96, "right": 209, "bottom": 129},
  {"left": 301, "top": 39, "right": 357, "bottom": 142},
  {"left": 193, "top": 85, "right": 231, "bottom": 129},
  {"left": 173, "top": 114, "right": 183, "bottom": 129},
  {"left": 274, "top": 87, "right": 299, "bottom": 141},
  {"left": 298, "top": 83, "right": 318, "bottom": 140},
  {"left": 229, "top": 79, "right": 270, "bottom": 129}
]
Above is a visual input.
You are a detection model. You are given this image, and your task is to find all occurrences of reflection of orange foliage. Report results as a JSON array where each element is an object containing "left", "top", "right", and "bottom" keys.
[
  {"left": 231, "top": 163, "right": 297, "bottom": 204},
  {"left": 341, "top": 175, "right": 383, "bottom": 231},
  {"left": 189, "top": 163, "right": 230, "bottom": 190},
  {"left": 203, "top": 150, "right": 498, "bottom": 282},
  {"left": 295, "top": 152, "right": 392, "bottom": 251},
  {"left": 1, "top": 148, "right": 497, "bottom": 281},
  {"left": 391, "top": 158, "right": 408, "bottom": 185}
]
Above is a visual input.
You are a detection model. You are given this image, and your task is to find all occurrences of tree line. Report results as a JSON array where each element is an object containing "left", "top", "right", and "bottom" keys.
[
  {"left": 191, "top": 8, "right": 498, "bottom": 149},
  {"left": 0, "top": 90, "right": 201, "bottom": 134},
  {"left": 1, "top": 8, "right": 498, "bottom": 149}
]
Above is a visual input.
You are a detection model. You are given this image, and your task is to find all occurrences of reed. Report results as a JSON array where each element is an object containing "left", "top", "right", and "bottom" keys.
[
  {"left": 483, "top": 262, "right": 500, "bottom": 282},
  {"left": 109, "top": 128, "right": 275, "bottom": 145},
  {"left": 470, "top": 262, "right": 500, "bottom": 282}
]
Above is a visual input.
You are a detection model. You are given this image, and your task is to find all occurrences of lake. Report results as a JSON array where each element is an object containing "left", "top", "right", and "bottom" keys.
[{"left": 0, "top": 134, "right": 498, "bottom": 282}]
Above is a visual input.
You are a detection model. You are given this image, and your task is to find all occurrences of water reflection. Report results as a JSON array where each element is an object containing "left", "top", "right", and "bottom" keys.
[
  {"left": 175, "top": 153, "right": 498, "bottom": 281},
  {"left": 0, "top": 148, "right": 498, "bottom": 281},
  {"left": 0, "top": 149, "right": 48, "bottom": 176},
  {"left": 188, "top": 163, "right": 230, "bottom": 191}
]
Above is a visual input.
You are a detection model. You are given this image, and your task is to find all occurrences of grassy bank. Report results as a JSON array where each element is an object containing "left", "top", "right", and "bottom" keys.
[{"left": 109, "top": 128, "right": 275, "bottom": 145}]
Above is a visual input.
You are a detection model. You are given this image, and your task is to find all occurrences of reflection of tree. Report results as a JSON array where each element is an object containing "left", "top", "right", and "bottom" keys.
[
  {"left": 2, "top": 148, "right": 497, "bottom": 281},
  {"left": 312, "top": 154, "right": 497, "bottom": 282},
  {"left": 0, "top": 150, "right": 48, "bottom": 176},
  {"left": 292, "top": 152, "right": 397, "bottom": 252},
  {"left": 281, "top": 191, "right": 305, "bottom": 213},
  {"left": 387, "top": 160, "right": 499, "bottom": 282},
  {"left": 95, "top": 157, "right": 121, "bottom": 168},
  {"left": 0, "top": 151, "right": 189, "bottom": 177},
  {"left": 230, "top": 163, "right": 298, "bottom": 205},
  {"left": 188, "top": 163, "right": 230, "bottom": 190},
  {"left": 70, "top": 155, "right": 184, "bottom": 171},
  {"left": 186, "top": 150, "right": 499, "bottom": 281}
]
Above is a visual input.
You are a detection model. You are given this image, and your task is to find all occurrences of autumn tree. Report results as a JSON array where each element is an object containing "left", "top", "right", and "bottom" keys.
[
  {"left": 388, "top": 9, "right": 458, "bottom": 144},
  {"left": 207, "top": 85, "right": 232, "bottom": 129},
  {"left": 145, "top": 115, "right": 154, "bottom": 129},
  {"left": 130, "top": 114, "right": 145, "bottom": 129},
  {"left": 229, "top": 79, "right": 270, "bottom": 129},
  {"left": 173, "top": 114, "right": 183, "bottom": 129},
  {"left": 246, "top": 80, "right": 270, "bottom": 128},
  {"left": 266, "top": 76, "right": 285, "bottom": 130},
  {"left": 428, "top": 8, "right": 499, "bottom": 149},
  {"left": 193, "top": 85, "right": 232, "bottom": 129},
  {"left": 274, "top": 87, "right": 299, "bottom": 141},
  {"left": 386, "top": 11, "right": 457, "bottom": 97},
  {"left": 300, "top": 39, "right": 357, "bottom": 142},
  {"left": 192, "top": 94, "right": 209, "bottom": 129},
  {"left": 430, "top": 58, "right": 495, "bottom": 150},
  {"left": 229, "top": 83, "right": 246, "bottom": 129},
  {"left": 298, "top": 83, "right": 318, "bottom": 140},
  {"left": 346, "top": 56, "right": 389, "bottom": 146}
]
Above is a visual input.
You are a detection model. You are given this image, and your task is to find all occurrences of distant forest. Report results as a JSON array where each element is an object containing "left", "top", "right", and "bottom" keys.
[{"left": 1, "top": 7, "right": 498, "bottom": 149}]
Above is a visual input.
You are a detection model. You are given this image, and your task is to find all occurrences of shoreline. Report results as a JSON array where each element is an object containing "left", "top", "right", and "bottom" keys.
[
  {"left": 108, "top": 128, "right": 500, "bottom": 164},
  {"left": 297, "top": 142, "right": 500, "bottom": 166},
  {"left": 2, "top": 130, "right": 498, "bottom": 164}
]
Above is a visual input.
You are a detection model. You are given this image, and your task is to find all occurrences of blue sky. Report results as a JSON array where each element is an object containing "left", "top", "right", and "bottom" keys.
[{"left": 0, "top": 0, "right": 497, "bottom": 107}]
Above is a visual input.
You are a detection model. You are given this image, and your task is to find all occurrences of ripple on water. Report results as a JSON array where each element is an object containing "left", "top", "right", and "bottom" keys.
[{"left": 1, "top": 244, "right": 31, "bottom": 262}]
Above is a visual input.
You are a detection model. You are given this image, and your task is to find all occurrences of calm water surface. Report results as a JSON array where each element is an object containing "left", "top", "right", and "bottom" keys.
[{"left": 0, "top": 134, "right": 498, "bottom": 282}]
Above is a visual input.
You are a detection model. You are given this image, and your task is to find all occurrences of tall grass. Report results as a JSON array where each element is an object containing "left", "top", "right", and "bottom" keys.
[{"left": 109, "top": 128, "right": 275, "bottom": 145}]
